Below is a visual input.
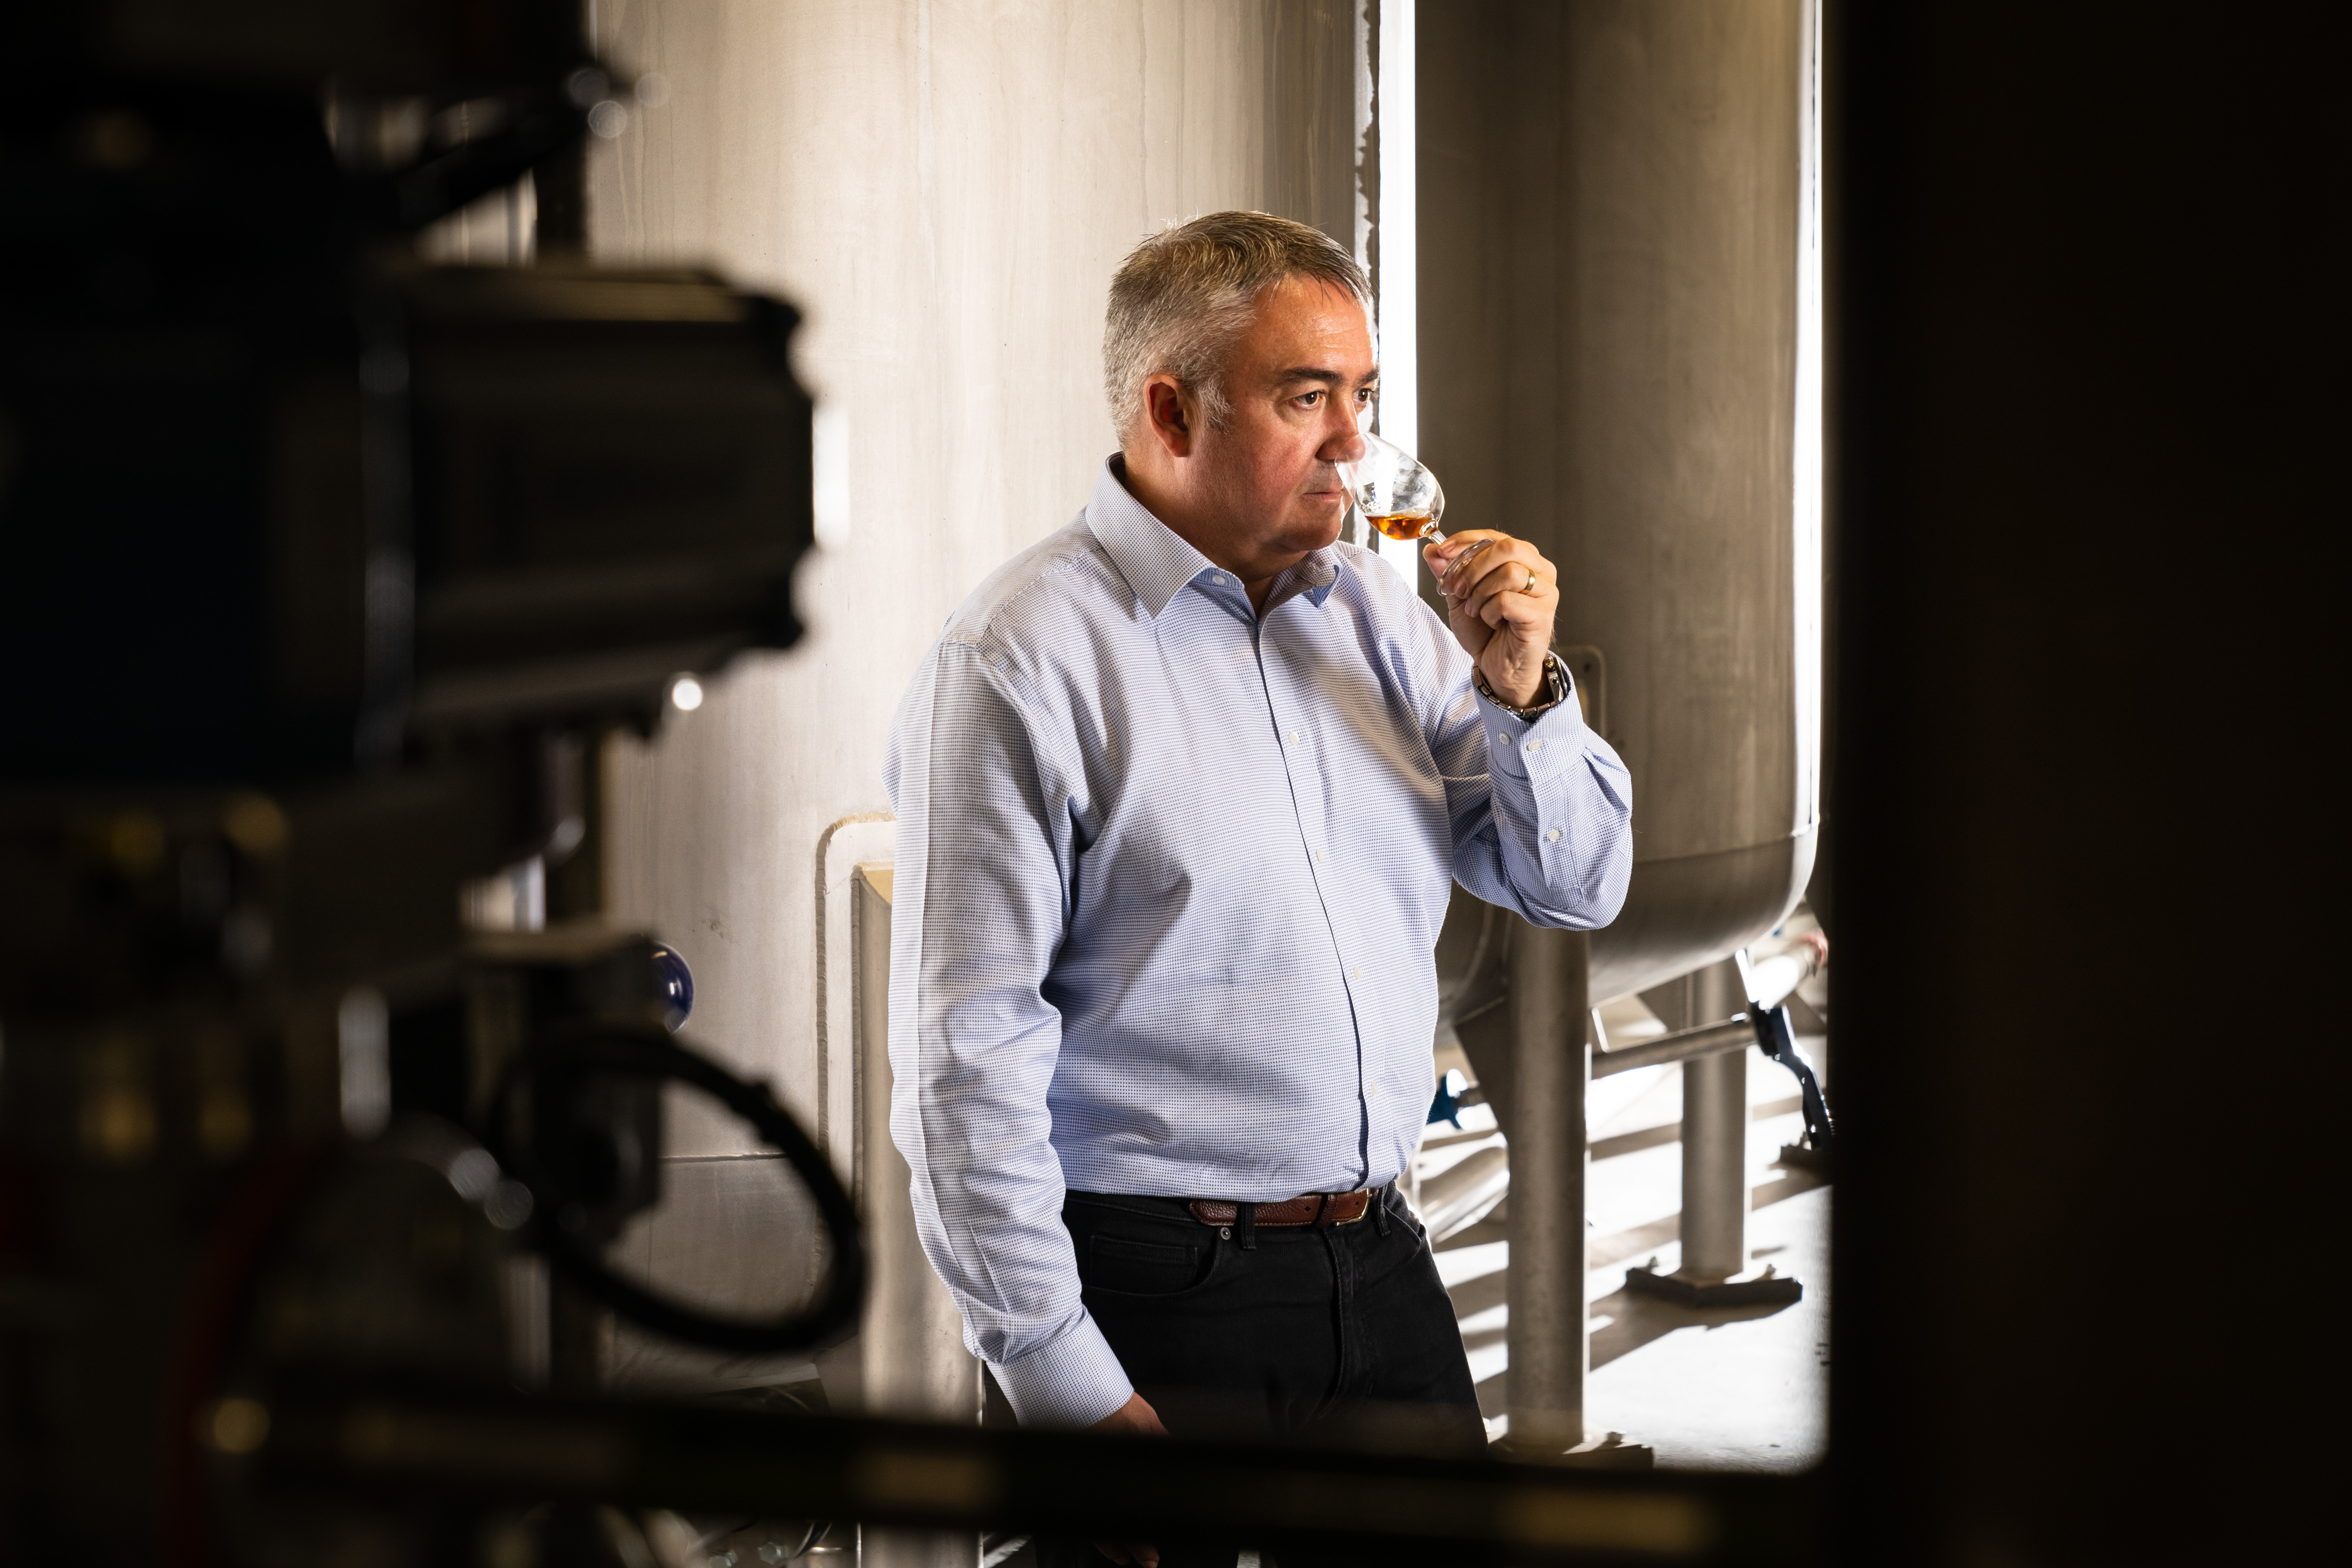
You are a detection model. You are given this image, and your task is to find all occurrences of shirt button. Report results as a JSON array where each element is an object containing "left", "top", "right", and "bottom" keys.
[
  {"left": 1492, "top": 732, "right": 1507, "bottom": 747},
  {"left": 1351, "top": 966, "right": 1363, "bottom": 980},
  {"left": 1213, "top": 574, "right": 1228, "bottom": 585},
  {"left": 1367, "top": 1082, "right": 1383, "bottom": 1098},
  {"left": 1312, "top": 848, "right": 1325, "bottom": 862},
  {"left": 1546, "top": 828, "right": 1562, "bottom": 842},
  {"left": 1527, "top": 739, "right": 1544, "bottom": 753},
  {"left": 1287, "top": 730, "right": 1300, "bottom": 744}
]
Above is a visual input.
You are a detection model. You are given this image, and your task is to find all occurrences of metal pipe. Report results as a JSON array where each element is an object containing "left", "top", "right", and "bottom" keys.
[
  {"left": 1505, "top": 919, "right": 1589, "bottom": 1456},
  {"left": 1417, "top": 1144, "right": 1510, "bottom": 1243},
  {"left": 1677, "top": 1048, "right": 1748, "bottom": 1283},
  {"left": 1620, "top": 957, "right": 1801, "bottom": 1308},
  {"left": 1589, "top": 1017, "right": 1754, "bottom": 1079},
  {"left": 1675, "top": 960, "right": 1751, "bottom": 1285}
]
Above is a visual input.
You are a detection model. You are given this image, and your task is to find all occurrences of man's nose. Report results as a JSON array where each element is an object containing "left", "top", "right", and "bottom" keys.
[{"left": 1325, "top": 404, "right": 1368, "bottom": 465}]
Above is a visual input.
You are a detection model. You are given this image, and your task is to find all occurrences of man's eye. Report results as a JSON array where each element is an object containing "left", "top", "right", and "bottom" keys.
[
  {"left": 1357, "top": 388, "right": 1376, "bottom": 405},
  {"left": 1298, "top": 390, "right": 1323, "bottom": 408}
]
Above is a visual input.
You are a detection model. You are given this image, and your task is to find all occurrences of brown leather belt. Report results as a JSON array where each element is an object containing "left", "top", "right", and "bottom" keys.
[{"left": 1186, "top": 1190, "right": 1374, "bottom": 1229}]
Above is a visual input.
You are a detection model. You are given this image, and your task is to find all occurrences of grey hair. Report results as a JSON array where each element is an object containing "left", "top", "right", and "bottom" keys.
[{"left": 1103, "top": 211, "right": 1371, "bottom": 439}]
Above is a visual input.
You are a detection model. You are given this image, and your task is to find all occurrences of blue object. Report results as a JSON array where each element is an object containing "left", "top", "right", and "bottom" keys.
[
  {"left": 650, "top": 942, "right": 694, "bottom": 1029},
  {"left": 1426, "top": 1068, "right": 1470, "bottom": 1129}
]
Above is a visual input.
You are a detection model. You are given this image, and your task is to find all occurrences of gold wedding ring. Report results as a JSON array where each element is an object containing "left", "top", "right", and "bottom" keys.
[{"left": 1524, "top": 567, "right": 1537, "bottom": 594}]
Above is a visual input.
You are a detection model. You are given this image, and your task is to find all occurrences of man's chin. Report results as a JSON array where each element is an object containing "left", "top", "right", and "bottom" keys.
[{"left": 1286, "top": 500, "right": 1348, "bottom": 551}]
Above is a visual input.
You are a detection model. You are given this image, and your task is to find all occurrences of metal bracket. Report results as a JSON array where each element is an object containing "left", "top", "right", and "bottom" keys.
[{"left": 1747, "top": 1002, "right": 1835, "bottom": 1162}]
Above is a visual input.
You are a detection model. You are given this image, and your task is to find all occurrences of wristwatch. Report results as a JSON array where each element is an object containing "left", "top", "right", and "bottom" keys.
[{"left": 1477, "top": 650, "right": 1568, "bottom": 719}]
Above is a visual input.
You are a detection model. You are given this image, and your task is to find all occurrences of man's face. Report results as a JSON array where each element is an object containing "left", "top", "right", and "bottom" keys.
[{"left": 1183, "top": 276, "right": 1377, "bottom": 576}]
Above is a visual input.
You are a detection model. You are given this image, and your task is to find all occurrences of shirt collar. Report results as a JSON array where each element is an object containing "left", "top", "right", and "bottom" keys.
[{"left": 1085, "top": 456, "right": 1347, "bottom": 619}]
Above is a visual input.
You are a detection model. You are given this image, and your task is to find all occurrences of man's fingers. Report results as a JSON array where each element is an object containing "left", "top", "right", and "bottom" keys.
[
  {"left": 1428, "top": 533, "right": 1560, "bottom": 702},
  {"left": 1456, "top": 549, "right": 1552, "bottom": 626},
  {"left": 1430, "top": 537, "right": 1496, "bottom": 583},
  {"left": 1477, "top": 572, "right": 1552, "bottom": 629},
  {"left": 1440, "top": 536, "right": 1546, "bottom": 600},
  {"left": 1467, "top": 567, "right": 1549, "bottom": 619}
]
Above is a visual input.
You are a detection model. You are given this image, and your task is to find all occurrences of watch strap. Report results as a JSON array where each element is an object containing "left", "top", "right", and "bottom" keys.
[{"left": 1477, "top": 650, "right": 1568, "bottom": 719}]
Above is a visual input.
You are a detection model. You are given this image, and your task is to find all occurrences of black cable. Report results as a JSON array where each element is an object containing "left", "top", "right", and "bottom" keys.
[{"left": 490, "top": 1023, "right": 866, "bottom": 1352}]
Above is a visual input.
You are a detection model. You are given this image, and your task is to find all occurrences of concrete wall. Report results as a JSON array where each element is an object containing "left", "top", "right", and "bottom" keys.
[{"left": 584, "top": 0, "right": 1361, "bottom": 1158}]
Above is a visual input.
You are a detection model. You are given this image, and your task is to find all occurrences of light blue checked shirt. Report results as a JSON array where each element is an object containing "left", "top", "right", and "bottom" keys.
[{"left": 885, "top": 459, "right": 1632, "bottom": 1427}]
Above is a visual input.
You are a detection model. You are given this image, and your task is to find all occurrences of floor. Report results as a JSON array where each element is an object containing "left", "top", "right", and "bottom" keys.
[{"left": 1418, "top": 999, "right": 1832, "bottom": 1472}]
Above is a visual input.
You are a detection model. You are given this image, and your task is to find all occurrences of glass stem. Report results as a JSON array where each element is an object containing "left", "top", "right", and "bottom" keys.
[
  {"left": 1425, "top": 525, "right": 1482, "bottom": 580},
  {"left": 1433, "top": 534, "right": 1504, "bottom": 585}
]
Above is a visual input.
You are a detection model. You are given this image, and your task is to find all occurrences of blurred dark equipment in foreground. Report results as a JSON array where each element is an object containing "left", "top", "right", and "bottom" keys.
[
  {"left": 249, "top": 1382, "right": 1811, "bottom": 1565},
  {"left": 0, "top": 3, "right": 864, "bottom": 1561}
]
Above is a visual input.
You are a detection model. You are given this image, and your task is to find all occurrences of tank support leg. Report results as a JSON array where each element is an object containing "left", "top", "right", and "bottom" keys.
[
  {"left": 1680, "top": 1046, "right": 1751, "bottom": 1283},
  {"left": 1626, "top": 955, "right": 1805, "bottom": 1309},
  {"left": 1505, "top": 923, "right": 1656, "bottom": 1467},
  {"left": 1503, "top": 919, "right": 1589, "bottom": 1456}
]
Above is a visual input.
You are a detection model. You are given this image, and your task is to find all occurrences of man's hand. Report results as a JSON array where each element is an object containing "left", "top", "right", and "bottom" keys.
[
  {"left": 1090, "top": 1393, "right": 1169, "bottom": 1566},
  {"left": 1425, "top": 531, "right": 1558, "bottom": 707}
]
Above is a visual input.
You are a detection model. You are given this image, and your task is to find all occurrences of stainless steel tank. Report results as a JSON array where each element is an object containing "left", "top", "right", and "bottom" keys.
[
  {"left": 1422, "top": 0, "right": 1817, "bottom": 1034},
  {"left": 1416, "top": 0, "right": 1818, "bottom": 1454}
]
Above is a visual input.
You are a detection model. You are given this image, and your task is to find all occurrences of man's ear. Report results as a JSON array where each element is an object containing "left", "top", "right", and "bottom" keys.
[{"left": 1142, "top": 375, "right": 1195, "bottom": 459}]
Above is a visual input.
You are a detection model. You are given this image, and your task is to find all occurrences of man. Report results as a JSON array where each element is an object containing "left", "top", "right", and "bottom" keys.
[{"left": 885, "top": 212, "right": 1631, "bottom": 1564}]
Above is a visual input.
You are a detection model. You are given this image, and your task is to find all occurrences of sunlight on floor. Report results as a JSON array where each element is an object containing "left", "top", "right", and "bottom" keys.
[{"left": 1418, "top": 991, "right": 1832, "bottom": 1472}]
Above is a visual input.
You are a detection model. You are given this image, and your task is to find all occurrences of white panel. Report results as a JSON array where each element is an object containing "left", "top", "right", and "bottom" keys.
[
  {"left": 821, "top": 865, "right": 978, "bottom": 1447},
  {"left": 816, "top": 813, "right": 894, "bottom": 1185}
]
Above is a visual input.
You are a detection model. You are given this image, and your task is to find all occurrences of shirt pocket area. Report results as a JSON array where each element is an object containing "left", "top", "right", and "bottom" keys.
[{"left": 1083, "top": 1232, "right": 1211, "bottom": 1297}]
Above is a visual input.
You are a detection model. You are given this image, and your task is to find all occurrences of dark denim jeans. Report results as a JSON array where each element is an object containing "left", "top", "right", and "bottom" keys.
[{"left": 1024, "top": 1183, "right": 1484, "bottom": 1568}]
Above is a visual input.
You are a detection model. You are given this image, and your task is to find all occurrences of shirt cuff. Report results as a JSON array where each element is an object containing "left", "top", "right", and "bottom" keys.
[
  {"left": 1474, "top": 671, "right": 1588, "bottom": 785},
  {"left": 987, "top": 1312, "right": 1135, "bottom": 1429}
]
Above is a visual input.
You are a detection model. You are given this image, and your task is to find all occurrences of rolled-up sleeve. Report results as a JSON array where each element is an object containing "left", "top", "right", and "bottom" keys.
[
  {"left": 1438, "top": 660, "right": 1633, "bottom": 929},
  {"left": 882, "top": 639, "right": 1134, "bottom": 1429}
]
